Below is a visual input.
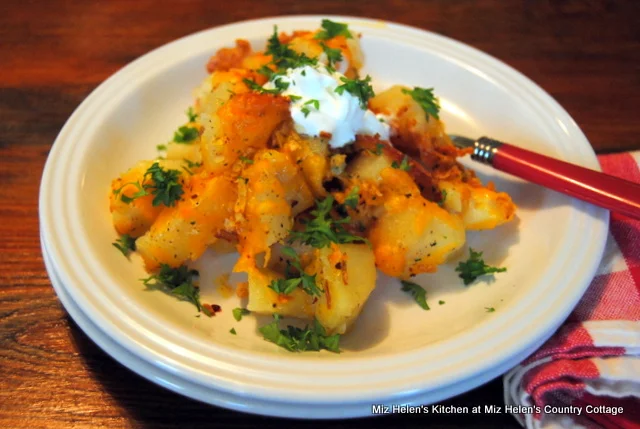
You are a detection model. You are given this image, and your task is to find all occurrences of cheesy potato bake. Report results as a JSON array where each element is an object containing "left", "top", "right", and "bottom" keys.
[{"left": 110, "top": 20, "right": 515, "bottom": 352}]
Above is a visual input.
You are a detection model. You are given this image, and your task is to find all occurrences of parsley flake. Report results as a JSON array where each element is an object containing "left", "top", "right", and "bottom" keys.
[
  {"left": 242, "top": 78, "right": 280, "bottom": 94},
  {"left": 259, "top": 316, "right": 341, "bottom": 353},
  {"left": 232, "top": 307, "right": 251, "bottom": 322},
  {"left": 315, "top": 19, "right": 352, "bottom": 40},
  {"left": 334, "top": 75, "right": 375, "bottom": 109},
  {"left": 142, "top": 264, "right": 210, "bottom": 315},
  {"left": 156, "top": 144, "right": 167, "bottom": 151},
  {"left": 343, "top": 186, "right": 360, "bottom": 209},
  {"left": 391, "top": 156, "right": 411, "bottom": 171},
  {"left": 320, "top": 42, "right": 343, "bottom": 70},
  {"left": 369, "top": 142, "right": 385, "bottom": 156},
  {"left": 402, "top": 87, "right": 440, "bottom": 120},
  {"left": 268, "top": 246, "right": 321, "bottom": 297},
  {"left": 112, "top": 234, "right": 136, "bottom": 257},
  {"left": 229, "top": 328, "right": 237, "bottom": 335},
  {"left": 300, "top": 99, "right": 320, "bottom": 117},
  {"left": 239, "top": 156, "right": 254, "bottom": 164},
  {"left": 438, "top": 189, "right": 448, "bottom": 207},
  {"left": 266, "top": 26, "right": 318, "bottom": 71},
  {"left": 288, "top": 195, "right": 368, "bottom": 248},
  {"left": 400, "top": 280, "right": 430, "bottom": 310},
  {"left": 113, "top": 181, "right": 148, "bottom": 204},
  {"left": 485, "top": 307, "right": 495, "bottom": 313},
  {"left": 143, "top": 162, "right": 184, "bottom": 207},
  {"left": 186, "top": 106, "right": 198, "bottom": 122},
  {"left": 455, "top": 248, "right": 507, "bottom": 285},
  {"left": 173, "top": 125, "right": 199, "bottom": 143}
]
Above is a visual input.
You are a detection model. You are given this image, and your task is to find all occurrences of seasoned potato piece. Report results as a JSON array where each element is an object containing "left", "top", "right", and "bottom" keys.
[
  {"left": 315, "top": 244, "right": 377, "bottom": 335},
  {"left": 206, "top": 39, "right": 252, "bottom": 73},
  {"left": 200, "top": 92, "right": 290, "bottom": 174},
  {"left": 166, "top": 143, "right": 202, "bottom": 165},
  {"left": 234, "top": 154, "right": 293, "bottom": 271},
  {"left": 369, "top": 193, "right": 465, "bottom": 278},
  {"left": 235, "top": 149, "right": 314, "bottom": 271},
  {"left": 136, "top": 174, "right": 237, "bottom": 270},
  {"left": 439, "top": 181, "right": 516, "bottom": 230},
  {"left": 246, "top": 267, "right": 315, "bottom": 319},
  {"left": 253, "top": 150, "right": 315, "bottom": 217},
  {"left": 109, "top": 159, "right": 185, "bottom": 237},
  {"left": 346, "top": 149, "right": 394, "bottom": 182},
  {"left": 369, "top": 85, "right": 451, "bottom": 161},
  {"left": 195, "top": 68, "right": 257, "bottom": 112},
  {"left": 275, "top": 127, "right": 331, "bottom": 197}
]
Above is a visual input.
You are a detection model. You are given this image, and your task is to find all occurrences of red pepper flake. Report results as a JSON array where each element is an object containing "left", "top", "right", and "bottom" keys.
[{"left": 203, "top": 303, "right": 222, "bottom": 316}]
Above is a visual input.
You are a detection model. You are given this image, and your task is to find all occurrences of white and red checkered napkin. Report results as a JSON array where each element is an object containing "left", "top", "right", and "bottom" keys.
[{"left": 504, "top": 151, "right": 640, "bottom": 429}]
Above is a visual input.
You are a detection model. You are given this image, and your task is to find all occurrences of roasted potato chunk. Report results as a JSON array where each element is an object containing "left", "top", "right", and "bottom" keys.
[
  {"left": 200, "top": 92, "right": 290, "bottom": 174},
  {"left": 136, "top": 174, "right": 237, "bottom": 270},
  {"left": 439, "top": 181, "right": 516, "bottom": 230},
  {"left": 315, "top": 244, "right": 377, "bottom": 335},
  {"left": 109, "top": 159, "right": 185, "bottom": 237}
]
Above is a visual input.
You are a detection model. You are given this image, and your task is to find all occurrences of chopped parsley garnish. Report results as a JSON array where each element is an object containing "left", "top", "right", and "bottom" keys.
[
  {"left": 334, "top": 75, "right": 375, "bottom": 109},
  {"left": 288, "top": 195, "right": 368, "bottom": 248},
  {"left": 485, "top": 307, "right": 495, "bottom": 313},
  {"left": 142, "top": 162, "right": 184, "bottom": 207},
  {"left": 266, "top": 26, "right": 318, "bottom": 71},
  {"left": 156, "top": 144, "right": 167, "bottom": 151},
  {"left": 391, "top": 155, "right": 411, "bottom": 171},
  {"left": 438, "top": 189, "right": 448, "bottom": 207},
  {"left": 300, "top": 99, "right": 320, "bottom": 117},
  {"left": 113, "top": 181, "right": 148, "bottom": 204},
  {"left": 257, "top": 65, "right": 277, "bottom": 79},
  {"left": 173, "top": 125, "right": 199, "bottom": 143},
  {"left": 343, "top": 186, "right": 360, "bottom": 209},
  {"left": 112, "top": 234, "right": 136, "bottom": 257},
  {"left": 315, "top": 19, "right": 352, "bottom": 40},
  {"left": 268, "top": 246, "right": 321, "bottom": 297},
  {"left": 242, "top": 78, "right": 280, "bottom": 94},
  {"left": 259, "top": 315, "right": 341, "bottom": 353},
  {"left": 369, "top": 142, "right": 384, "bottom": 155},
  {"left": 186, "top": 106, "right": 198, "bottom": 122},
  {"left": 305, "top": 99, "right": 320, "bottom": 109},
  {"left": 113, "top": 162, "right": 183, "bottom": 207},
  {"left": 455, "top": 248, "right": 507, "bottom": 285},
  {"left": 142, "top": 264, "right": 210, "bottom": 316},
  {"left": 400, "top": 280, "right": 430, "bottom": 310},
  {"left": 239, "top": 156, "right": 254, "bottom": 164},
  {"left": 320, "top": 42, "right": 343, "bottom": 71},
  {"left": 269, "top": 277, "right": 305, "bottom": 295},
  {"left": 274, "top": 77, "right": 290, "bottom": 92},
  {"left": 232, "top": 307, "right": 251, "bottom": 322},
  {"left": 182, "top": 159, "right": 202, "bottom": 175},
  {"left": 183, "top": 159, "right": 201, "bottom": 169},
  {"left": 439, "top": 300, "right": 446, "bottom": 305},
  {"left": 229, "top": 328, "right": 237, "bottom": 335},
  {"left": 402, "top": 87, "right": 440, "bottom": 120},
  {"left": 288, "top": 94, "right": 302, "bottom": 102}
]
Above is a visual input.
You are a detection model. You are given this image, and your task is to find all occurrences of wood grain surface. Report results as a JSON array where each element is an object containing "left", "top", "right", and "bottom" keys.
[{"left": 0, "top": 1, "right": 638, "bottom": 428}]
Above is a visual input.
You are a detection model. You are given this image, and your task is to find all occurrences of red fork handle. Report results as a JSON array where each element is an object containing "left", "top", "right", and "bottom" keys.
[{"left": 471, "top": 137, "right": 640, "bottom": 219}]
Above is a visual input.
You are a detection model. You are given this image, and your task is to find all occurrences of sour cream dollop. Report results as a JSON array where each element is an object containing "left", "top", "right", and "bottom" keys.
[{"left": 263, "top": 65, "right": 389, "bottom": 148}]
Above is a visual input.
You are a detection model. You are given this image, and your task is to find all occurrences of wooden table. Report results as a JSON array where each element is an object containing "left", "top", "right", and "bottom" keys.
[{"left": 1, "top": 1, "right": 638, "bottom": 428}]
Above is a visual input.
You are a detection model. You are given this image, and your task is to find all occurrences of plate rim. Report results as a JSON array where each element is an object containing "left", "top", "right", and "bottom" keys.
[{"left": 39, "top": 14, "right": 609, "bottom": 416}]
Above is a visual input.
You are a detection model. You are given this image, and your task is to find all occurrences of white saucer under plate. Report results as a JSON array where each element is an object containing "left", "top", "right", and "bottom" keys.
[{"left": 39, "top": 15, "right": 608, "bottom": 418}]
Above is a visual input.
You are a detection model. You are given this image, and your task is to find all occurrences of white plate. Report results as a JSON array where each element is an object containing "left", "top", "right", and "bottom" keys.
[{"left": 39, "top": 15, "right": 608, "bottom": 418}]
